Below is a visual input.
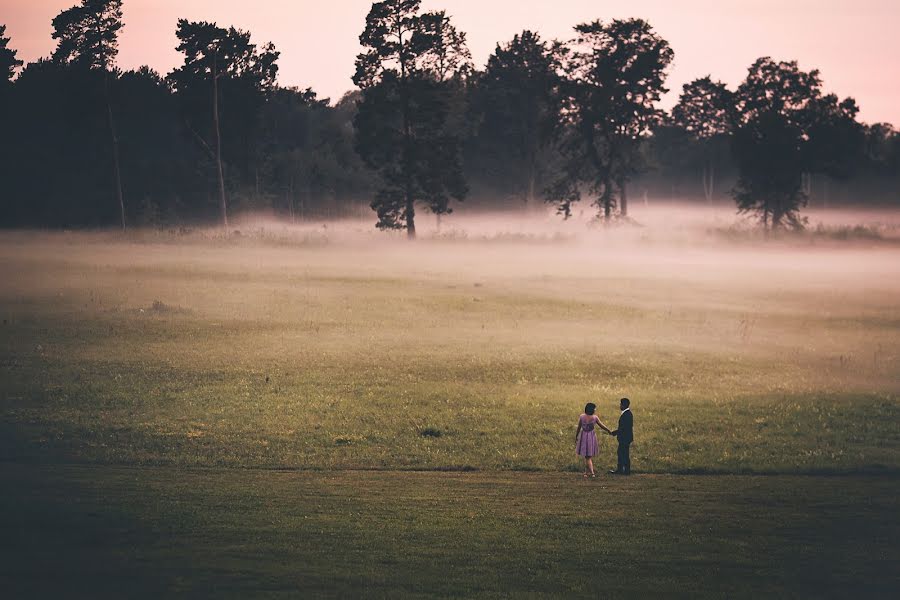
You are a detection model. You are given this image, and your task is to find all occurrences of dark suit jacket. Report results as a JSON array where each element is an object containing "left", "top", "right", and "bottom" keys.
[{"left": 613, "top": 409, "right": 633, "bottom": 444}]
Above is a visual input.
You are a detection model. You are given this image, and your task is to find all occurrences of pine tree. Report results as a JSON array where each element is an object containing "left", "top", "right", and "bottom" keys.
[{"left": 352, "top": 0, "right": 469, "bottom": 238}]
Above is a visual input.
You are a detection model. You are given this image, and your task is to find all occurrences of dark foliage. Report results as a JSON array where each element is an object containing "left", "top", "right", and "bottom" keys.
[
  {"left": 548, "top": 19, "right": 674, "bottom": 220},
  {"left": 0, "top": 3, "right": 896, "bottom": 231},
  {"left": 0, "top": 25, "right": 23, "bottom": 84},
  {"left": 51, "top": 0, "right": 127, "bottom": 229},
  {"left": 1, "top": 10, "right": 371, "bottom": 228},
  {"left": 466, "top": 30, "right": 561, "bottom": 206},
  {"left": 352, "top": 0, "right": 469, "bottom": 237},
  {"left": 731, "top": 58, "right": 865, "bottom": 229},
  {"left": 671, "top": 76, "right": 735, "bottom": 203}
]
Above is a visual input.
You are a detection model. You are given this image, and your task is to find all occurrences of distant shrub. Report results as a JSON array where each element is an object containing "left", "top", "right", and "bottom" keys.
[
  {"left": 709, "top": 221, "right": 893, "bottom": 244},
  {"left": 813, "top": 224, "right": 883, "bottom": 241},
  {"left": 138, "top": 300, "right": 191, "bottom": 315},
  {"left": 151, "top": 300, "right": 172, "bottom": 313},
  {"left": 420, "top": 427, "right": 442, "bottom": 438},
  {"left": 431, "top": 228, "right": 468, "bottom": 241}
]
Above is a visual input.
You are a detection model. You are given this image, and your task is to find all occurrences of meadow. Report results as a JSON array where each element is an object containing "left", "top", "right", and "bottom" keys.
[{"left": 1, "top": 209, "right": 899, "bottom": 597}]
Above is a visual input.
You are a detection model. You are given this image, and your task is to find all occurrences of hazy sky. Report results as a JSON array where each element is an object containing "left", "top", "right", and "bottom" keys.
[{"left": 4, "top": 0, "right": 899, "bottom": 124}]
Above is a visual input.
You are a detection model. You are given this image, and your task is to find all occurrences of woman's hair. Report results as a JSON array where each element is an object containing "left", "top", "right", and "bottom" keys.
[{"left": 584, "top": 403, "right": 596, "bottom": 415}]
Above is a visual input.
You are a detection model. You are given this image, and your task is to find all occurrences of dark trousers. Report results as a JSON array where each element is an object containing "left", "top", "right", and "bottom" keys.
[{"left": 617, "top": 442, "right": 631, "bottom": 474}]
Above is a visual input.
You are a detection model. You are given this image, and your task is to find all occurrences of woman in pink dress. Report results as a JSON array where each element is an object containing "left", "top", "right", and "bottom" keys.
[{"left": 575, "top": 402, "right": 612, "bottom": 478}]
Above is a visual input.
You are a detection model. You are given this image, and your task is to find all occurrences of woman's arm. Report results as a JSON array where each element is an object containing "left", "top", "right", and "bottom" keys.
[
  {"left": 575, "top": 419, "right": 582, "bottom": 441},
  {"left": 596, "top": 416, "right": 612, "bottom": 434}
]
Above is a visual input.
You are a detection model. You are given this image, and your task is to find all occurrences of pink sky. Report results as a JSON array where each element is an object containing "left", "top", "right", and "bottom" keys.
[{"left": 4, "top": 0, "right": 899, "bottom": 124}]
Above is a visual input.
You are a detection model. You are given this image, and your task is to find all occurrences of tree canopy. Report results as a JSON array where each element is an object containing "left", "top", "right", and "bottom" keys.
[
  {"left": 468, "top": 30, "right": 560, "bottom": 205},
  {"left": 51, "top": 0, "right": 123, "bottom": 69},
  {"left": 548, "top": 18, "right": 674, "bottom": 219},
  {"left": 0, "top": 25, "right": 23, "bottom": 84},
  {"left": 731, "top": 58, "right": 864, "bottom": 229},
  {"left": 671, "top": 77, "right": 735, "bottom": 202},
  {"left": 352, "top": 0, "right": 469, "bottom": 237},
  {"left": 0, "top": 3, "right": 896, "bottom": 232}
]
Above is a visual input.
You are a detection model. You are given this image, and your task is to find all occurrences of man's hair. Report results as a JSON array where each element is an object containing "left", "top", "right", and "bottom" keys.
[
  {"left": 620, "top": 397, "right": 630, "bottom": 408},
  {"left": 584, "top": 403, "right": 596, "bottom": 415}
]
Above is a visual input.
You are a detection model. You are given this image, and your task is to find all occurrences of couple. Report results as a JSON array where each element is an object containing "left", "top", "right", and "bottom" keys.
[{"left": 575, "top": 397, "right": 633, "bottom": 478}]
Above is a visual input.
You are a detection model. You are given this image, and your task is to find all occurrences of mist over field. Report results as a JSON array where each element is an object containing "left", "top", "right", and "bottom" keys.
[
  {"left": 3, "top": 201, "right": 899, "bottom": 600},
  {"left": 2, "top": 205, "right": 897, "bottom": 474}
]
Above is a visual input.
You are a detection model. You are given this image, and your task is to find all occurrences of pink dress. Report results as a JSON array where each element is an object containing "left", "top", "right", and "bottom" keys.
[{"left": 576, "top": 415, "right": 599, "bottom": 457}]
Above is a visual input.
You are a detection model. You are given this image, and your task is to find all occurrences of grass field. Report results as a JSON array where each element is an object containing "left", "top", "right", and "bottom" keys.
[
  {"left": 1, "top": 217, "right": 898, "bottom": 596},
  {"left": 3, "top": 465, "right": 898, "bottom": 598}
]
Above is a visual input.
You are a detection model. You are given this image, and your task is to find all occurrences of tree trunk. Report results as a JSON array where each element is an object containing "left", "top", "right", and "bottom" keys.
[
  {"left": 398, "top": 29, "right": 415, "bottom": 240},
  {"left": 619, "top": 180, "right": 628, "bottom": 217},
  {"left": 526, "top": 169, "right": 536, "bottom": 207},
  {"left": 771, "top": 196, "right": 783, "bottom": 230},
  {"left": 104, "top": 72, "right": 126, "bottom": 231},
  {"left": 702, "top": 162, "right": 716, "bottom": 205},
  {"left": 701, "top": 163, "right": 709, "bottom": 203},
  {"left": 302, "top": 182, "right": 310, "bottom": 220},
  {"left": 288, "top": 175, "right": 294, "bottom": 223},
  {"left": 212, "top": 50, "right": 228, "bottom": 230},
  {"left": 602, "top": 183, "right": 612, "bottom": 221},
  {"left": 406, "top": 196, "right": 416, "bottom": 239},
  {"left": 525, "top": 149, "right": 538, "bottom": 207}
]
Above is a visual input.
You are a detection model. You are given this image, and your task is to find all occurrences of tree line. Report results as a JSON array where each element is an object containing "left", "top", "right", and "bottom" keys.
[{"left": 1, "top": 0, "right": 897, "bottom": 234}]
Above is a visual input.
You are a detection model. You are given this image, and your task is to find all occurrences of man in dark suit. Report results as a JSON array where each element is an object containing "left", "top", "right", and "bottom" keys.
[{"left": 609, "top": 397, "right": 633, "bottom": 475}]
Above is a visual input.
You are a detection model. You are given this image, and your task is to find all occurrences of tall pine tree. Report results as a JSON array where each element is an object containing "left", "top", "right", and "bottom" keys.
[
  {"left": 471, "top": 30, "right": 559, "bottom": 206},
  {"left": 169, "top": 20, "right": 279, "bottom": 229},
  {"left": 51, "top": 0, "right": 127, "bottom": 229},
  {"left": 548, "top": 19, "right": 672, "bottom": 220},
  {"left": 0, "top": 25, "right": 23, "bottom": 84},
  {"left": 352, "top": 0, "right": 469, "bottom": 238}
]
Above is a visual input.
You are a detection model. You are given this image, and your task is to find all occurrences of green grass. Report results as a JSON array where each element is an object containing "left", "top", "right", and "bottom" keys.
[
  {"left": 2, "top": 464, "right": 898, "bottom": 598},
  {"left": 3, "top": 354, "right": 897, "bottom": 473},
  {"left": 1, "top": 231, "right": 898, "bottom": 596}
]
